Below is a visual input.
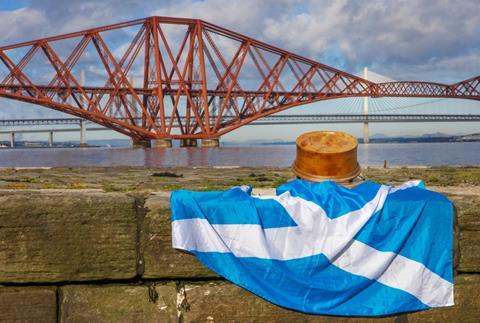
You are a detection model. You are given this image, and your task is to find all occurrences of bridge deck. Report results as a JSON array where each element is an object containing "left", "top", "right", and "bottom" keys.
[{"left": 1, "top": 114, "right": 479, "bottom": 133}]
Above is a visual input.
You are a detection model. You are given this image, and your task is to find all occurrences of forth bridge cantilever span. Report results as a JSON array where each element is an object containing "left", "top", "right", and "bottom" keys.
[{"left": 0, "top": 16, "right": 478, "bottom": 145}]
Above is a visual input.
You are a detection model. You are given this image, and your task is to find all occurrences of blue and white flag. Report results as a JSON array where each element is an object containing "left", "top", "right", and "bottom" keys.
[{"left": 171, "top": 180, "right": 454, "bottom": 316}]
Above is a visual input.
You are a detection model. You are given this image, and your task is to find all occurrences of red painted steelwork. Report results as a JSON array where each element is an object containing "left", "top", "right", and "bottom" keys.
[{"left": 0, "top": 16, "right": 478, "bottom": 140}]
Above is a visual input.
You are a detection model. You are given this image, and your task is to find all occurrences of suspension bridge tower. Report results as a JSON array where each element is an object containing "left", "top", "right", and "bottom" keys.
[{"left": 363, "top": 67, "right": 370, "bottom": 144}]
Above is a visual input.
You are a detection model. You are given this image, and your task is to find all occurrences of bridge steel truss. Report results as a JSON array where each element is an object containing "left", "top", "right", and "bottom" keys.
[{"left": 0, "top": 16, "right": 479, "bottom": 140}]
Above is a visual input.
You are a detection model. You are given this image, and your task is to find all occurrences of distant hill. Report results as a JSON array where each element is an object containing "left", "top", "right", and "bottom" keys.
[
  {"left": 2, "top": 134, "right": 479, "bottom": 149},
  {"left": 420, "top": 132, "right": 452, "bottom": 138},
  {"left": 227, "top": 132, "right": 480, "bottom": 146},
  {"left": 370, "top": 133, "right": 388, "bottom": 139}
]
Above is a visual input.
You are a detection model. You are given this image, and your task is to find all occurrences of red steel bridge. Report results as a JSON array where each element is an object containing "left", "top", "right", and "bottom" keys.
[{"left": 0, "top": 16, "right": 479, "bottom": 145}]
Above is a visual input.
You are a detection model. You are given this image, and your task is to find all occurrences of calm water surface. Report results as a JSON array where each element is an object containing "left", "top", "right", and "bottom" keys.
[{"left": 0, "top": 142, "right": 478, "bottom": 167}]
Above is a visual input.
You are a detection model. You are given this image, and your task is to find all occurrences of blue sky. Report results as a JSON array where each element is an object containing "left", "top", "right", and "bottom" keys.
[
  {"left": 1, "top": 0, "right": 26, "bottom": 11},
  {"left": 0, "top": 0, "right": 478, "bottom": 142}
]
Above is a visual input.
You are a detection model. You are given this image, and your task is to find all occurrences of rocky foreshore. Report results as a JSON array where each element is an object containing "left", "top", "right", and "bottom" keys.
[{"left": 0, "top": 166, "right": 479, "bottom": 322}]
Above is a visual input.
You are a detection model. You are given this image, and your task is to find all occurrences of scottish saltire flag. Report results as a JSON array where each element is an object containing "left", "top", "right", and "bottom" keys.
[{"left": 171, "top": 180, "right": 454, "bottom": 316}]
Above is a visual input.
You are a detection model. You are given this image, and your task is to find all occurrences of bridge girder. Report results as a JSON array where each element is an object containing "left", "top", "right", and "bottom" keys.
[{"left": 0, "top": 16, "right": 478, "bottom": 140}]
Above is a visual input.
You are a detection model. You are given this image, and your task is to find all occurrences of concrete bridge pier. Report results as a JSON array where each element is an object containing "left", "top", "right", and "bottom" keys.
[
  {"left": 9, "top": 132, "right": 15, "bottom": 148},
  {"left": 79, "top": 120, "right": 87, "bottom": 147},
  {"left": 131, "top": 140, "right": 151, "bottom": 148},
  {"left": 48, "top": 131, "right": 53, "bottom": 147},
  {"left": 363, "top": 66, "right": 370, "bottom": 144},
  {"left": 180, "top": 139, "right": 197, "bottom": 147},
  {"left": 201, "top": 138, "right": 220, "bottom": 148},
  {"left": 151, "top": 139, "right": 172, "bottom": 148},
  {"left": 363, "top": 122, "right": 369, "bottom": 144}
]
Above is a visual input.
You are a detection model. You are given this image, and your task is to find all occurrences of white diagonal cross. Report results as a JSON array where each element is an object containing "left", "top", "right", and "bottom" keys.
[{"left": 172, "top": 180, "right": 453, "bottom": 307}]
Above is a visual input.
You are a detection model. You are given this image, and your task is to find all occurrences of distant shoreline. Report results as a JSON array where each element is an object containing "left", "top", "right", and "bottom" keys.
[
  {"left": 235, "top": 133, "right": 480, "bottom": 145},
  {"left": 1, "top": 133, "right": 479, "bottom": 149},
  {"left": 254, "top": 137, "right": 480, "bottom": 145}
]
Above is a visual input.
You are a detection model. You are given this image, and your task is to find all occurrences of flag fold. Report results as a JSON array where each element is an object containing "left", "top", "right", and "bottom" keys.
[{"left": 171, "top": 180, "right": 453, "bottom": 316}]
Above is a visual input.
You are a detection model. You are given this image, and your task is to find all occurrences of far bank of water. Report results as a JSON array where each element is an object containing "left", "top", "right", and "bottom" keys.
[{"left": 0, "top": 142, "right": 478, "bottom": 167}]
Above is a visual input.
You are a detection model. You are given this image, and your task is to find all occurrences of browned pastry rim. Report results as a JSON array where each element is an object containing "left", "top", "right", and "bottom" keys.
[
  {"left": 292, "top": 130, "right": 361, "bottom": 183},
  {"left": 292, "top": 161, "right": 361, "bottom": 183}
]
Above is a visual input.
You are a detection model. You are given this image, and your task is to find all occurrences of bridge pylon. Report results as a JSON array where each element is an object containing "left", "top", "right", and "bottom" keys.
[{"left": 363, "top": 67, "right": 370, "bottom": 144}]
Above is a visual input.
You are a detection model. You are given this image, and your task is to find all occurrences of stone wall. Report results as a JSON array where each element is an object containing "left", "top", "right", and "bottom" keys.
[{"left": 1, "top": 189, "right": 479, "bottom": 322}]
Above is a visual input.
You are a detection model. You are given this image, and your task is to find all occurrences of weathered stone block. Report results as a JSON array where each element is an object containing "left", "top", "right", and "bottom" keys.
[
  {"left": 453, "top": 206, "right": 460, "bottom": 270},
  {"left": 60, "top": 284, "right": 177, "bottom": 323},
  {"left": 0, "top": 286, "right": 57, "bottom": 323},
  {"left": 0, "top": 191, "right": 138, "bottom": 283},
  {"left": 178, "top": 281, "right": 399, "bottom": 322},
  {"left": 180, "top": 275, "right": 479, "bottom": 322},
  {"left": 406, "top": 275, "right": 480, "bottom": 321},
  {"left": 447, "top": 194, "right": 480, "bottom": 231},
  {"left": 141, "top": 193, "right": 218, "bottom": 279},
  {"left": 458, "top": 230, "right": 480, "bottom": 272}
]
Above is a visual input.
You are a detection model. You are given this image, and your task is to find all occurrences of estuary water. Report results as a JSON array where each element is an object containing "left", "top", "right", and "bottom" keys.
[{"left": 0, "top": 142, "right": 478, "bottom": 167}]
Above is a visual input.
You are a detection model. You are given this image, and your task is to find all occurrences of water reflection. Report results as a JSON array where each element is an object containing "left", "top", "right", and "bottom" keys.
[
  {"left": 0, "top": 142, "right": 478, "bottom": 167},
  {"left": 360, "top": 143, "right": 370, "bottom": 166}
]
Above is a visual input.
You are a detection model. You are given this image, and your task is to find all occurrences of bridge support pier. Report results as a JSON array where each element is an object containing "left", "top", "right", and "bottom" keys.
[
  {"left": 131, "top": 140, "right": 151, "bottom": 148},
  {"left": 363, "top": 66, "right": 370, "bottom": 144},
  {"left": 151, "top": 139, "right": 172, "bottom": 148},
  {"left": 9, "top": 132, "right": 14, "bottom": 148},
  {"left": 79, "top": 120, "right": 87, "bottom": 147},
  {"left": 363, "top": 122, "right": 369, "bottom": 144},
  {"left": 48, "top": 131, "right": 53, "bottom": 147},
  {"left": 180, "top": 139, "right": 197, "bottom": 147},
  {"left": 201, "top": 138, "right": 220, "bottom": 148}
]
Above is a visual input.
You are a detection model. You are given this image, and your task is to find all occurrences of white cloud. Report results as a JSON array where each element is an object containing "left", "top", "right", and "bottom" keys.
[
  {"left": 1, "top": 0, "right": 478, "bottom": 82},
  {"left": 0, "top": 7, "right": 48, "bottom": 44},
  {"left": 152, "top": 0, "right": 300, "bottom": 36},
  {"left": 0, "top": 0, "right": 478, "bottom": 121},
  {"left": 261, "top": 0, "right": 480, "bottom": 81}
]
